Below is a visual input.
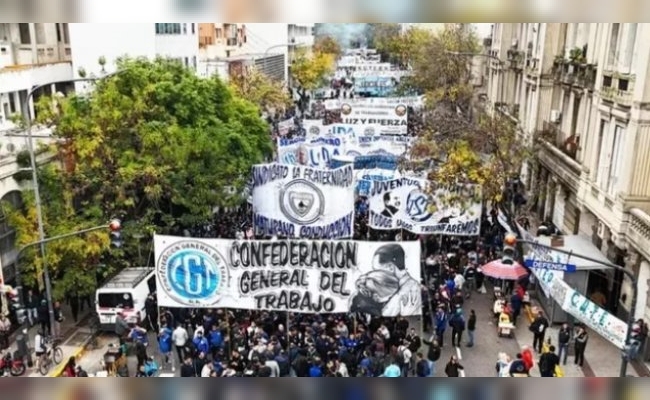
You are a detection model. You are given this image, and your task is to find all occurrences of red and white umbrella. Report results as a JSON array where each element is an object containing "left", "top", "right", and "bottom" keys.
[{"left": 480, "top": 260, "right": 528, "bottom": 281}]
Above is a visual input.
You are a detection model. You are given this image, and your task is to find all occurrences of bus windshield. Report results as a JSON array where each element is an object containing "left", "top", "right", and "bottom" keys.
[{"left": 97, "top": 292, "right": 134, "bottom": 309}]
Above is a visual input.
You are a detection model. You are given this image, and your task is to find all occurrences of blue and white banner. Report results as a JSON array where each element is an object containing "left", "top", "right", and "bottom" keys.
[
  {"left": 356, "top": 169, "right": 400, "bottom": 197},
  {"left": 251, "top": 163, "right": 355, "bottom": 239},
  {"left": 303, "top": 121, "right": 382, "bottom": 139},
  {"left": 367, "top": 178, "right": 482, "bottom": 235},
  {"left": 277, "top": 136, "right": 346, "bottom": 169},
  {"left": 352, "top": 155, "right": 399, "bottom": 170}
]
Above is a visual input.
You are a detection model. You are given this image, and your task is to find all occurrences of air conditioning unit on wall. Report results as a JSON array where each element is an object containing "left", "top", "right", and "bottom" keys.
[
  {"left": 550, "top": 109, "right": 562, "bottom": 123},
  {"left": 597, "top": 221, "right": 606, "bottom": 239}
]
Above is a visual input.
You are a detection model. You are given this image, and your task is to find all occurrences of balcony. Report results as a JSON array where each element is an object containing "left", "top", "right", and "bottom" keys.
[
  {"left": 506, "top": 49, "right": 524, "bottom": 70},
  {"left": 226, "top": 38, "right": 239, "bottom": 47},
  {"left": 553, "top": 59, "right": 597, "bottom": 90},
  {"left": 627, "top": 208, "right": 650, "bottom": 260},
  {"left": 537, "top": 122, "right": 582, "bottom": 192},
  {"left": 601, "top": 86, "right": 633, "bottom": 107}
]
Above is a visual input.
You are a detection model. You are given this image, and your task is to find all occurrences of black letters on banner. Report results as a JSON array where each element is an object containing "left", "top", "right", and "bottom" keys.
[
  {"left": 230, "top": 240, "right": 359, "bottom": 313},
  {"left": 318, "top": 271, "right": 351, "bottom": 296}
]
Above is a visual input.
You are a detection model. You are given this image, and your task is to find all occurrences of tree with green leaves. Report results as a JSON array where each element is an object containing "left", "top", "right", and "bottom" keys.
[{"left": 6, "top": 57, "right": 273, "bottom": 299}]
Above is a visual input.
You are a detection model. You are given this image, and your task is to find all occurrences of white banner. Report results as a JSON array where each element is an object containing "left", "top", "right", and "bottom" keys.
[
  {"left": 251, "top": 163, "right": 355, "bottom": 239},
  {"left": 277, "top": 136, "right": 346, "bottom": 169},
  {"left": 323, "top": 96, "right": 424, "bottom": 111},
  {"left": 155, "top": 235, "right": 422, "bottom": 315},
  {"left": 277, "top": 118, "right": 294, "bottom": 136},
  {"left": 340, "top": 103, "right": 407, "bottom": 135},
  {"left": 367, "top": 178, "right": 482, "bottom": 235},
  {"left": 303, "top": 121, "right": 383, "bottom": 139}
]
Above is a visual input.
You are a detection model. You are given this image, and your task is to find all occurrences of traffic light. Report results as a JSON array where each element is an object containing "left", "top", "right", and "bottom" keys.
[
  {"left": 502, "top": 234, "right": 517, "bottom": 265},
  {"left": 109, "top": 218, "right": 123, "bottom": 248}
]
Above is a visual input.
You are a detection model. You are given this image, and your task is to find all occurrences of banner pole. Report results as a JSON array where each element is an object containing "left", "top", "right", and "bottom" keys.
[{"left": 286, "top": 312, "right": 291, "bottom": 354}]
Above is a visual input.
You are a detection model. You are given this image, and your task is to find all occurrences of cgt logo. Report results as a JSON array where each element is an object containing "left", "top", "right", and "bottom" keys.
[{"left": 158, "top": 241, "right": 229, "bottom": 306}]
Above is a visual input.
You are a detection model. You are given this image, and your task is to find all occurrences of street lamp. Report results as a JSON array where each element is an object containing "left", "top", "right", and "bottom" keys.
[
  {"left": 21, "top": 72, "right": 121, "bottom": 336},
  {"left": 504, "top": 233, "right": 638, "bottom": 377},
  {"left": 445, "top": 50, "right": 506, "bottom": 112}
]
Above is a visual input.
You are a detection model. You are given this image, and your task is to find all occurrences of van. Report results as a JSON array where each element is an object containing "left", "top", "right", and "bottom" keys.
[{"left": 95, "top": 267, "right": 156, "bottom": 331}]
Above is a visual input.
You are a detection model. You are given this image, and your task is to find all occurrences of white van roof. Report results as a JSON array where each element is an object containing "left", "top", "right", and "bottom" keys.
[{"left": 101, "top": 267, "right": 154, "bottom": 289}]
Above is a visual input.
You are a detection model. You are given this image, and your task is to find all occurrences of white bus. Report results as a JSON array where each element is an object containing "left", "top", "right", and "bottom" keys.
[{"left": 95, "top": 268, "right": 156, "bottom": 331}]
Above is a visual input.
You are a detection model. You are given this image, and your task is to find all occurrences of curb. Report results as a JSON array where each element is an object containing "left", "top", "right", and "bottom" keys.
[
  {"left": 524, "top": 304, "right": 535, "bottom": 323},
  {"left": 48, "top": 334, "right": 93, "bottom": 377}
]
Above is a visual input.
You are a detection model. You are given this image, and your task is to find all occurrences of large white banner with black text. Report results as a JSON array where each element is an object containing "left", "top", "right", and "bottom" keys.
[
  {"left": 367, "top": 177, "right": 482, "bottom": 235},
  {"left": 251, "top": 163, "right": 355, "bottom": 239},
  {"left": 340, "top": 102, "right": 408, "bottom": 135},
  {"left": 154, "top": 235, "right": 422, "bottom": 315}
]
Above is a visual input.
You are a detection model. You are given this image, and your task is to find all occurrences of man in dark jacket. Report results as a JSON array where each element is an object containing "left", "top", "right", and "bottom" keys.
[
  {"left": 466, "top": 310, "right": 476, "bottom": 347},
  {"left": 557, "top": 324, "right": 571, "bottom": 365},
  {"left": 530, "top": 311, "right": 550, "bottom": 353},
  {"left": 423, "top": 335, "right": 441, "bottom": 376},
  {"left": 180, "top": 356, "right": 196, "bottom": 377},
  {"left": 292, "top": 349, "right": 310, "bottom": 377},
  {"left": 539, "top": 345, "right": 560, "bottom": 377}
]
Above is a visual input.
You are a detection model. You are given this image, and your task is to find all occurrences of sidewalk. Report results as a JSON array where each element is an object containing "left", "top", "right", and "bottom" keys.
[
  {"left": 522, "top": 302, "right": 639, "bottom": 377},
  {"left": 10, "top": 303, "right": 93, "bottom": 377}
]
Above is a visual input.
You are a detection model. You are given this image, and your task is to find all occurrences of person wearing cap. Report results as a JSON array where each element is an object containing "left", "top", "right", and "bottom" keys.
[{"left": 372, "top": 244, "right": 421, "bottom": 317}]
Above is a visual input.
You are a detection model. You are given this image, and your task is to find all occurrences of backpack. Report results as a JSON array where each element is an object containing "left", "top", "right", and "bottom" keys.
[
  {"left": 416, "top": 359, "right": 430, "bottom": 377},
  {"left": 397, "top": 347, "right": 407, "bottom": 365}
]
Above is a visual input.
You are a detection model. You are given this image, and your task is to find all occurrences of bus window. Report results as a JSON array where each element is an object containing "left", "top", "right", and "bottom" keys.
[{"left": 98, "top": 293, "right": 134, "bottom": 309}]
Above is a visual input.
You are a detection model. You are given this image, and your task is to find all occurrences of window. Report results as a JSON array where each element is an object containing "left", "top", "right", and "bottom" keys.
[
  {"left": 35, "top": 23, "right": 46, "bottom": 44},
  {"left": 18, "top": 23, "right": 31, "bottom": 44},
  {"left": 155, "top": 23, "right": 181, "bottom": 35},
  {"left": 8, "top": 93, "right": 16, "bottom": 113},
  {"left": 216, "top": 28, "right": 222, "bottom": 38},
  {"left": 595, "top": 120, "right": 608, "bottom": 185},
  {"left": 97, "top": 293, "right": 134, "bottom": 309},
  {"left": 182, "top": 23, "right": 187, "bottom": 34},
  {"left": 192, "top": 56, "right": 197, "bottom": 69},
  {"left": 608, "top": 23, "right": 620, "bottom": 68},
  {"left": 606, "top": 125, "right": 624, "bottom": 196},
  {"left": 62, "top": 23, "right": 70, "bottom": 43},
  {"left": 623, "top": 23, "right": 637, "bottom": 71},
  {"left": 184, "top": 57, "right": 189, "bottom": 67},
  {"left": 55, "top": 23, "right": 62, "bottom": 42},
  {"left": 191, "top": 23, "right": 195, "bottom": 34}
]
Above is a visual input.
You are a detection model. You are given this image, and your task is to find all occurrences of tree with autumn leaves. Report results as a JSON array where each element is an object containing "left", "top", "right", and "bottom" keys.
[
  {"left": 6, "top": 58, "right": 273, "bottom": 299},
  {"left": 396, "top": 25, "right": 532, "bottom": 220},
  {"left": 290, "top": 48, "right": 336, "bottom": 110}
]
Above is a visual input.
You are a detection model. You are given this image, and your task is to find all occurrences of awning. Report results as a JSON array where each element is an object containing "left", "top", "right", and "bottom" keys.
[{"left": 529, "top": 235, "right": 610, "bottom": 271}]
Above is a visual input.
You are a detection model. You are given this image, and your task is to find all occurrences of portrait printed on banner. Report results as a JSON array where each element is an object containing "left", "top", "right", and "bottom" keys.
[
  {"left": 349, "top": 244, "right": 421, "bottom": 316},
  {"left": 380, "top": 192, "right": 400, "bottom": 218}
]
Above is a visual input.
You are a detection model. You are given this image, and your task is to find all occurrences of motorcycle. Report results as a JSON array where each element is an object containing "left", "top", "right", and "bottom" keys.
[{"left": 0, "top": 352, "right": 26, "bottom": 377}]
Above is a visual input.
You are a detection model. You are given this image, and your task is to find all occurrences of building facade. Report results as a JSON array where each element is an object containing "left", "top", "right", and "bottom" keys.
[
  {"left": 67, "top": 23, "right": 200, "bottom": 83},
  {"left": 488, "top": 23, "right": 650, "bottom": 363}
]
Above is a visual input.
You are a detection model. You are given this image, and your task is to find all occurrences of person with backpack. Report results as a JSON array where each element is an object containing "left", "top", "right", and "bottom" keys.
[
  {"left": 539, "top": 345, "right": 560, "bottom": 377},
  {"left": 396, "top": 339, "right": 412, "bottom": 377},
  {"left": 415, "top": 352, "right": 431, "bottom": 377}
]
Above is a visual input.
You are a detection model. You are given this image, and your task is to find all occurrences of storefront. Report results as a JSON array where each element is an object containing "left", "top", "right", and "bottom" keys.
[{"left": 529, "top": 234, "right": 616, "bottom": 324}]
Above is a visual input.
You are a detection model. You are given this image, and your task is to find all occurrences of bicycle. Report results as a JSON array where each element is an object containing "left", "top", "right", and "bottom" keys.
[{"left": 38, "top": 339, "right": 64, "bottom": 376}]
